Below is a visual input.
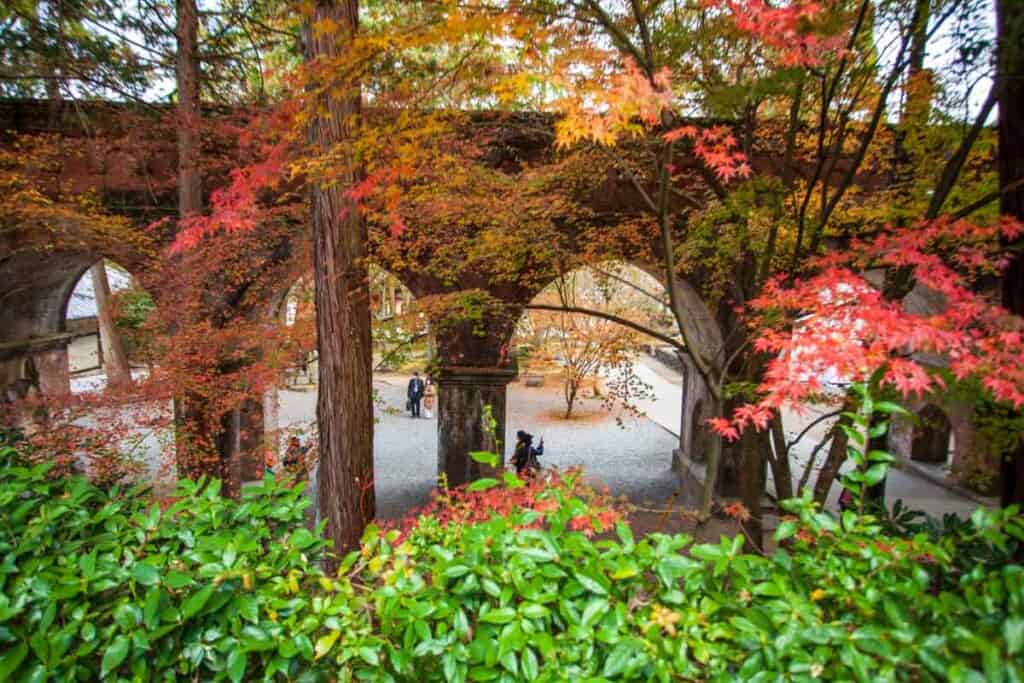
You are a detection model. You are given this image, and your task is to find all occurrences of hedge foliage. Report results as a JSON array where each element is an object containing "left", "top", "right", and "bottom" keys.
[{"left": 1, "top": 445, "right": 1023, "bottom": 682}]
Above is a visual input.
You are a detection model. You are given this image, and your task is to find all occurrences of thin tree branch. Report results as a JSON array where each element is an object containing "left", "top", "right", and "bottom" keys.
[
  {"left": 523, "top": 303, "right": 685, "bottom": 351},
  {"left": 786, "top": 408, "right": 842, "bottom": 454},
  {"left": 950, "top": 177, "right": 1024, "bottom": 219},
  {"left": 926, "top": 80, "right": 999, "bottom": 219}
]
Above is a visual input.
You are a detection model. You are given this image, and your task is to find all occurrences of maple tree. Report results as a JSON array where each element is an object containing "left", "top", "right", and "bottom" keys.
[
  {"left": 159, "top": 0, "right": 1015, "bottom": 546},
  {"left": 439, "top": 0, "right": 1009, "bottom": 547},
  {"left": 713, "top": 215, "right": 1024, "bottom": 429},
  {"left": 520, "top": 267, "right": 657, "bottom": 419}
]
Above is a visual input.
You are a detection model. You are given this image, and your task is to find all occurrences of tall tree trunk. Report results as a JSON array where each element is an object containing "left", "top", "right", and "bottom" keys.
[
  {"left": 998, "top": 0, "right": 1024, "bottom": 507},
  {"left": 769, "top": 416, "right": 794, "bottom": 501},
  {"left": 176, "top": 0, "right": 201, "bottom": 217},
  {"left": 90, "top": 262, "right": 132, "bottom": 388},
  {"left": 304, "top": 0, "right": 376, "bottom": 563},
  {"left": 739, "top": 427, "right": 764, "bottom": 552},
  {"left": 173, "top": 0, "right": 222, "bottom": 483},
  {"left": 813, "top": 414, "right": 852, "bottom": 505}
]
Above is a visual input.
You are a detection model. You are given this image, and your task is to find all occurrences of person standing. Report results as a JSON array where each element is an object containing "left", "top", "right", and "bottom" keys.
[
  {"left": 423, "top": 377, "right": 436, "bottom": 418},
  {"left": 407, "top": 371, "right": 425, "bottom": 418},
  {"left": 512, "top": 430, "right": 543, "bottom": 476}
]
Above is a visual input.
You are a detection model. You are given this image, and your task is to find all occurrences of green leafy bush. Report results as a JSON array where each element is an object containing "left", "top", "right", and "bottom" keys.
[
  {"left": 1, "top": 445, "right": 1022, "bottom": 682},
  {"left": 342, "top": 486, "right": 1024, "bottom": 683},
  {"left": 0, "top": 447, "right": 348, "bottom": 681}
]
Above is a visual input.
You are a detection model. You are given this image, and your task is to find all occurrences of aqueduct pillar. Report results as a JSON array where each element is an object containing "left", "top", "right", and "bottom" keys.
[{"left": 433, "top": 303, "right": 519, "bottom": 487}]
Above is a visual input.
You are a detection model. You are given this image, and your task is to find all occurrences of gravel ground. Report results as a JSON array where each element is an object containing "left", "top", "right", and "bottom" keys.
[{"left": 278, "top": 374, "right": 679, "bottom": 520}]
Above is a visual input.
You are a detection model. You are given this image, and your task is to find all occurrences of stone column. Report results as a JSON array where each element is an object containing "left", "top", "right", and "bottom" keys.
[
  {"left": 436, "top": 365, "right": 517, "bottom": 488},
  {"left": 0, "top": 334, "right": 72, "bottom": 437},
  {"left": 430, "top": 295, "right": 521, "bottom": 487},
  {"left": 218, "top": 398, "right": 265, "bottom": 496},
  {"left": 0, "top": 334, "right": 72, "bottom": 400},
  {"left": 31, "top": 337, "right": 71, "bottom": 398},
  {"left": 262, "top": 386, "right": 280, "bottom": 472}
]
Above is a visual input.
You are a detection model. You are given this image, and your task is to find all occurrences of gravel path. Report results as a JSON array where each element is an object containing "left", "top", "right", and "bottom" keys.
[{"left": 278, "top": 374, "right": 679, "bottom": 520}]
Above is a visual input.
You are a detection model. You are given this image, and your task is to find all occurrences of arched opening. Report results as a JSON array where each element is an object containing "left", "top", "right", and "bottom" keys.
[
  {"left": 268, "top": 265, "right": 434, "bottom": 519},
  {"left": 274, "top": 268, "right": 422, "bottom": 387},
  {"left": 517, "top": 262, "right": 676, "bottom": 416},
  {"left": 911, "top": 404, "right": 953, "bottom": 465},
  {"left": 65, "top": 260, "right": 154, "bottom": 393},
  {"left": 0, "top": 254, "right": 170, "bottom": 488},
  {"left": 512, "top": 262, "right": 683, "bottom": 504}
]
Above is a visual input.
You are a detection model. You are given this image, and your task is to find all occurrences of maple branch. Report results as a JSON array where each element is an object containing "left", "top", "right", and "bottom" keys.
[
  {"left": 926, "top": 79, "right": 999, "bottom": 219},
  {"left": 719, "top": 337, "right": 753, "bottom": 377},
  {"left": 797, "top": 431, "right": 833, "bottom": 495},
  {"left": 807, "top": 39, "right": 914, "bottom": 256},
  {"left": 587, "top": 264, "right": 670, "bottom": 307},
  {"left": 785, "top": 408, "right": 843, "bottom": 456},
  {"left": 593, "top": 145, "right": 659, "bottom": 214},
  {"left": 697, "top": 164, "right": 728, "bottom": 200},
  {"left": 655, "top": 143, "right": 719, "bottom": 391},
  {"left": 761, "top": 78, "right": 804, "bottom": 284},
  {"left": 950, "top": 177, "right": 1024, "bottom": 219},
  {"left": 791, "top": 0, "right": 872, "bottom": 268},
  {"left": 522, "top": 304, "right": 683, "bottom": 351},
  {"left": 577, "top": 0, "right": 651, "bottom": 75},
  {"left": 628, "top": 0, "right": 656, "bottom": 74},
  {"left": 809, "top": 0, "right": 962, "bottom": 255},
  {"left": 669, "top": 186, "right": 704, "bottom": 210},
  {"left": 373, "top": 332, "right": 427, "bottom": 372}
]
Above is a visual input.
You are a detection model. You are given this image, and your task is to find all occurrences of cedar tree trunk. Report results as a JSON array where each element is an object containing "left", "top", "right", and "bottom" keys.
[
  {"left": 998, "top": 0, "right": 1024, "bottom": 507},
  {"left": 304, "top": 0, "right": 376, "bottom": 562}
]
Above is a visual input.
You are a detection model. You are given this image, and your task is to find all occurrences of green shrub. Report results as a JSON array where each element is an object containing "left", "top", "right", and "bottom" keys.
[
  {"left": 342, "top": 486, "right": 1024, "bottom": 683},
  {"left": 1, "top": 445, "right": 1022, "bottom": 682},
  {"left": 0, "top": 447, "right": 355, "bottom": 681}
]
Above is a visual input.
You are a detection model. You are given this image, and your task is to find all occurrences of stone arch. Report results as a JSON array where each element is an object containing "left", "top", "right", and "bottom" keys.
[
  {"left": 518, "top": 260, "right": 722, "bottom": 484},
  {"left": 0, "top": 243, "right": 153, "bottom": 402},
  {"left": 517, "top": 260, "right": 675, "bottom": 409},
  {"left": 63, "top": 259, "right": 153, "bottom": 379},
  {"left": 911, "top": 404, "right": 953, "bottom": 465},
  {"left": 888, "top": 397, "right": 983, "bottom": 491}
]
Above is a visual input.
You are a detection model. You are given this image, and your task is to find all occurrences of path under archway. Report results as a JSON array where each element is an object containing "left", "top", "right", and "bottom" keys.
[{"left": 276, "top": 372, "right": 678, "bottom": 520}]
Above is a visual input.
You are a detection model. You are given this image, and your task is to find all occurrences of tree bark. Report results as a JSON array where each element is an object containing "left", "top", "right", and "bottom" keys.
[
  {"left": 739, "top": 427, "right": 764, "bottom": 552},
  {"left": 997, "top": 0, "right": 1024, "bottom": 507},
  {"left": 90, "top": 262, "right": 132, "bottom": 388},
  {"left": 172, "top": 0, "right": 222, "bottom": 483},
  {"left": 176, "top": 0, "right": 201, "bottom": 217},
  {"left": 769, "top": 416, "right": 794, "bottom": 501},
  {"left": 304, "top": 0, "right": 376, "bottom": 563},
  {"left": 813, "top": 413, "right": 852, "bottom": 505}
]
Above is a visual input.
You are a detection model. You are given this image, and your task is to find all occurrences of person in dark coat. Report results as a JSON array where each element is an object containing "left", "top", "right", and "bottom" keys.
[
  {"left": 407, "top": 371, "right": 425, "bottom": 418},
  {"left": 512, "top": 430, "right": 543, "bottom": 475}
]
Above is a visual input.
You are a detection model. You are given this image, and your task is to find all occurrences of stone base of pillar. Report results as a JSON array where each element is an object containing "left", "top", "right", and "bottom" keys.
[
  {"left": 674, "top": 449, "right": 709, "bottom": 508},
  {"left": 0, "top": 334, "right": 72, "bottom": 435},
  {"left": 0, "top": 334, "right": 72, "bottom": 398},
  {"left": 219, "top": 399, "right": 265, "bottom": 496},
  {"left": 436, "top": 365, "right": 517, "bottom": 488},
  {"left": 262, "top": 387, "right": 280, "bottom": 477}
]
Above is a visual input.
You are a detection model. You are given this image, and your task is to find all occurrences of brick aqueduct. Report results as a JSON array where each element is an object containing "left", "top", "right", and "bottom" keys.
[{"left": 0, "top": 98, "right": 772, "bottom": 493}]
